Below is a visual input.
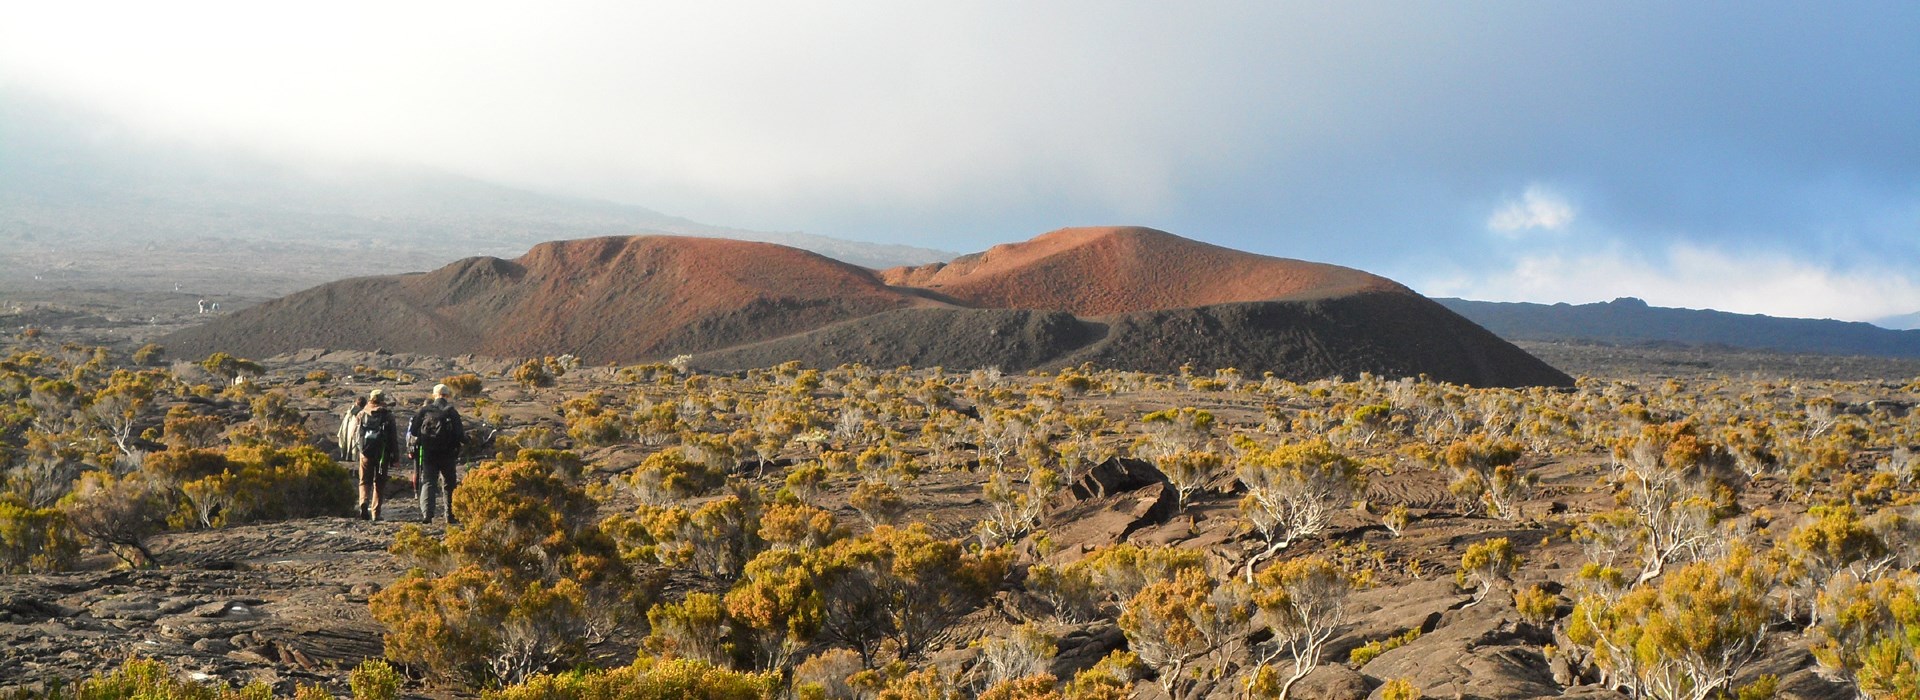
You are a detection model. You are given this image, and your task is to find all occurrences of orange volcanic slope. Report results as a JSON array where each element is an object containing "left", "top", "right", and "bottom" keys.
[
  {"left": 161, "top": 235, "right": 922, "bottom": 364},
  {"left": 881, "top": 226, "right": 1404, "bottom": 316},
  {"left": 442, "top": 235, "right": 921, "bottom": 359}
]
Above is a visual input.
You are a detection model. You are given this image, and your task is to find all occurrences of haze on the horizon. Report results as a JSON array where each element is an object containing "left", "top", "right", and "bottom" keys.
[{"left": 1, "top": 1, "right": 1916, "bottom": 324}]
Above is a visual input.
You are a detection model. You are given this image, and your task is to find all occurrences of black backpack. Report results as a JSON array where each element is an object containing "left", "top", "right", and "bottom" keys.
[
  {"left": 359, "top": 410, "right": 395, "bottom": 459},
  {"left": 417, "top": 405, "right": 460, "bottom": 453}
]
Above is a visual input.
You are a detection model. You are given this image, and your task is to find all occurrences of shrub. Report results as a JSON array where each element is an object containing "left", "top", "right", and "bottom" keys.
[
  {"left": 606, "top": 495, "right": 759, "bottom": 578},
  {"left": 1568, "top": 546, "right": 1773, "bottom": 700},
  {"left": 31, "top": 656, "right": 276, "bottom": 699},
  {"left": 482, "top": 656, "right": 777, "bottom": 700},
  {"left": 199, "top": 352, "right": 263, "bottom": 381},
  {"left": 131, "top": 343, "right": 165, "bottom": 366},
  {"left": 370, "top": 457, "right": 642, "bottom": 687},
  {"left": 513, "top": 359, "right": 555, "bottom": 389},
  {"left": 1443, "top": 436, "right": 1529, "bottom": 520},
  {"left": 350, "top": 658, "right": 403, "bottom": 700},
  {"left": 60, "top": 471, "right": 168, "bottom": 568},
  {"left": 793, "top": 649, "right": 865, "bottom": 700},
  {"left": 1348, "top": 628, "right": 1420, "bottom": 668},
  {"left": 0, "top": 497, "right": 81, "bottom": 573},
  {"left": 440, "top": 373, "right": 485, "bottom": 397},
  {"left": 726, "top": 524, "right": 1009, "bottom": 668},
  {"left": 758, "top": 501, "right": 843, "bottom": 550},
  {"left": 975, "top": 622, "right": 1058, "bottom": 689},
  {"left": 162, "top": 407, "right": 227, "bottom": 450},
  {"left": 1457, "top": 537, "right": 1519, "bottom": 607},
  {"left": 567, "top": 413, "right": 626, "bottom": 447},
  {"left": 1513, "top": 584, "right": 1560, "bottom": 626},
  {"left": 628, "top": 449, "right": 726, "bottom": 505},
  {"left": 1812, "top": 571, "right": 1920, "bottom": 697},
  {"left": 1029, "top": 543, "right": 1204, "bottom": 622},
  {"left": 1155, "top": 450, "right": 1224, "bottom": 512},
  {"left": 643, "top": 592, "right": 738, "bottom": 667},
  {"left": 849, "top": 479, "right": 907, "bottom": 526},
  {"left": 1379, "top": 678, "right": 1423, "bottom": 700},
  {"left": 1119, "top": 567, "right": 1248, "bottom": 700}
]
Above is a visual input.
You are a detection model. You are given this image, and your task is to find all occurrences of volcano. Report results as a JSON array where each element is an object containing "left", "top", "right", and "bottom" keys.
[{"left": 164, "top": 228, "right": 1572, "bottom": 387}]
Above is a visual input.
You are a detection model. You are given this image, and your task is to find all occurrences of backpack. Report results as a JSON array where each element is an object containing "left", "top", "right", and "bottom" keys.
[
  {"left": 417, "top": 405, "right": 460, "bottom": 453},
  {"left": 359, "top": 409, "right": 395, "bottom": 459}
]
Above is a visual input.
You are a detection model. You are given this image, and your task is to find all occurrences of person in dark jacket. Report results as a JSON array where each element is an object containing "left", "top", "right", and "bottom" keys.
[
  {"left": 356, "top": 390, "right": 401, "bottom": 521},
  {"left": 408, "top": 383, "right": 467, "bottom": 524}
]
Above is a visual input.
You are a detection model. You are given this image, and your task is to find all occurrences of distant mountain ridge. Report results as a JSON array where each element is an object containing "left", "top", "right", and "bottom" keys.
[
  {"left": 1438, "top": 297, "right": 1920, "bottom": 358},
  {"left": 1877, "top": 310, "right": 1920, "bottom": 331},
  {"left": 164, "top": 227, "right": 1574, "bottom": 388}
]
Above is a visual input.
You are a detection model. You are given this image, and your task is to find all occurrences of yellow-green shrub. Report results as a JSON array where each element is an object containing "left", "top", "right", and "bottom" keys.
[
  {"left": 482, "top": 656, "right": 776, "bottom": 700},
  {"left": 0, "top": 497, "right": 81, "bottom": 573}
]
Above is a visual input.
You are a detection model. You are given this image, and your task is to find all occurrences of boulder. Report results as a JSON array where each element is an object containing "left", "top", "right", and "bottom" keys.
[
  {"left": 1358, "top": 600, "right": 1559, "bottom": 699},
  {"left": 1290, "top": 664, "right": 1373, "bottom": 700}
]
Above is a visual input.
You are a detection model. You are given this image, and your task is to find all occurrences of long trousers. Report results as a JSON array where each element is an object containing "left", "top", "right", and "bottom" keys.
[{"left": 417, "top": 454, "right": 460, "bottom": 523}]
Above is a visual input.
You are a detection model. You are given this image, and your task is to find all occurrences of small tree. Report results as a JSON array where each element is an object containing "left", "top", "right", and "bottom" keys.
[
  {"left": 1443, "top": 436, "right": 1529, "bottom": 520},
  {"left": 1457, "top": 537, "right": 1519, "bottom": 607},
  {"left": 1232, "top": 437, "right": 1364, "bottom": 580},
  {"left": 1246, "top": 556, "right": 1361, "bottom": 700},
  {"left": 1157, "top": 450, "right": 1225, "bottom": 512},
  {"left": 1118, "top": 567, "right": 1250, "bottom": 700}
]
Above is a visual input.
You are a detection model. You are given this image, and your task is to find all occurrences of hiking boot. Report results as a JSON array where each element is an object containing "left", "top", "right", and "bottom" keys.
[{"left": 357, "top": 504, "right": 370, "bottom": 520}]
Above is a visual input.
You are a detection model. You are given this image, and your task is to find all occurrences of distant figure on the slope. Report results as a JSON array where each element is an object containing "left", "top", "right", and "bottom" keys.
[
  {"left": 409, "top": 384, "right": 467, "bottom": 524},
  {"left": 337, "top": 395, "right": 368, "bottom": 461},
  {"left": 197, "top": 299, "right": 208, "bottom": 314},
  {"left": 355, "top": 390, "right": 402, "bottom": 521}
]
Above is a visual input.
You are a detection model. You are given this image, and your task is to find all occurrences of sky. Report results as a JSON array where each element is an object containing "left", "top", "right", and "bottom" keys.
[{"left": 1, "top": 1, "right": 1917, "bottom": 323}]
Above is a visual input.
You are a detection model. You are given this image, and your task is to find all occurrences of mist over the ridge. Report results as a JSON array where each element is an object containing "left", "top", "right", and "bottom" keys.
[{"left": 1, "top": 2, "right": 1916, "bottom": 321}]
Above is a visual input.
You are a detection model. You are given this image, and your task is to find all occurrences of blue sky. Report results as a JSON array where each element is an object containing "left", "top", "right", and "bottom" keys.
[{"left": 1, "top": 2, "right": 1916, "bottom": 322}]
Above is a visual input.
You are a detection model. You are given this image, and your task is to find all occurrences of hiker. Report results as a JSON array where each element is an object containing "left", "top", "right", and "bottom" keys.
[
  {"left": 356, "top": 389, "right": 402, "bottom": 521},
  {"left": 409, "top": 383, "right": 467, "bottom": 524},
  {"left": 337, "top": 395, "right": 367, "bottom": 460}
]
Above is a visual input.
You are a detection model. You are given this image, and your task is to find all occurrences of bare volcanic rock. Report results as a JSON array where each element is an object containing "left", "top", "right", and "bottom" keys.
[
  {"left": 879, "top": 226, "right": 1400, "bottom": 315},
  {"left": 696, "top": 308, "right": 1101, "bottom": 372},
  {"left": 698, "top": 292, "right": 1571, "bottom": 388},
  {"left": 164, "top": 236, "right": 921, "bottom": 363},
  {"left": 1068, "top": 293, "right": 1572, "bottom": 387},
  {"left": 164, "top": 229, "right": 1573, "bottom": 387}
]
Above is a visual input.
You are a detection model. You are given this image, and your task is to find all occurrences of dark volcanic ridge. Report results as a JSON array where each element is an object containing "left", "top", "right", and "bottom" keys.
[
  {"left": 1440, "top": 296, "right": 1920, "bottom": 359},
  {"left": 165, "top": 227, "right": 1573, "bottom": 387}
]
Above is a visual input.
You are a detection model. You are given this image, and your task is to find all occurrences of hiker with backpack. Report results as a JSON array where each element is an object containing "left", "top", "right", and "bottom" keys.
[
  {"left": 337, "top": 395, "right": 367, "bottom": 461},
  {"left": 409, "top": 383, "right": 467, "bottom": 524},
  {"left": 355, "top": 389, "right": 402, "bottom": 521}
]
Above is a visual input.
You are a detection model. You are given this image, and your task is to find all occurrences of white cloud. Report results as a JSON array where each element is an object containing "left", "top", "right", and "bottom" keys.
[
  {"left": 1487, "top": 185, "right": 1577, "bottom": 235},
  {"left": 1419, "top": 242, "right": 1920, "bottom": 322}
]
